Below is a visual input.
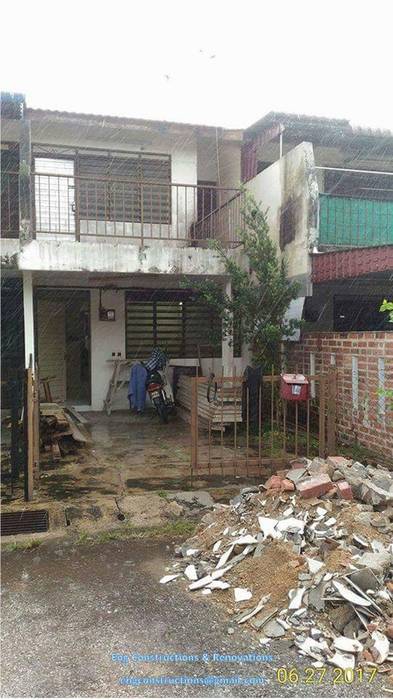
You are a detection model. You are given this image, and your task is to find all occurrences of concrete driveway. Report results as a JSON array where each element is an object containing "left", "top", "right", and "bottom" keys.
[{"left": 1, "top": 537, "right": 388, "bottom": 697}]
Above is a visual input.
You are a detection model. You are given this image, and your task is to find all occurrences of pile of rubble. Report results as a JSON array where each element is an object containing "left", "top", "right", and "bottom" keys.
[{"left": 160, "top": 455, "right": 393, "bottom": 673}]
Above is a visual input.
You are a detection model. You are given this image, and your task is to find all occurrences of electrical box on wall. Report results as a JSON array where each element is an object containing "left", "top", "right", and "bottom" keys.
[
  {"left": 280, "top": 373, "right": 309, "bottom": 402},
  {"left": 99, "top": 308, "right": 116, "bottom": 322}
]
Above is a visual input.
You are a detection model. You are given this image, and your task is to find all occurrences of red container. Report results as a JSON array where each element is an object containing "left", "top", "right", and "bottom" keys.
[{"left": 280, "top": 373, "right": 309, "bottom": 402}]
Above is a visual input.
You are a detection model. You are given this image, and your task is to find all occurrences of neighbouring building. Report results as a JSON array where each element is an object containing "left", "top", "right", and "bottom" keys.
[{"left": 1, "top": 95, "right": 392, "bottom": 458}]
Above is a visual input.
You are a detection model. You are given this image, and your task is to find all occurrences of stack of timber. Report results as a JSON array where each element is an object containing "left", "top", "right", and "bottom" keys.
[
  {"left": 176, "top": 376, "right": 243, "bottom": 429},
  {"left": 40, "top": 403, "right": 91, "bottom": 460}
]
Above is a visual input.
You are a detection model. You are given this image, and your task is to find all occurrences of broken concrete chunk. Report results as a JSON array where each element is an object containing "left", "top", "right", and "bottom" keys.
[
  {"left": 348, "top": 567, "right": 380, "bottom": 593},
  {"left": 329, "top": 604, "right": 356, "bottom": 633},
  {"left": 370, "top": 631, "right": 390, "bottom": 664},
  {"left": 184, "top": 564, "right": 198, "bottom": 581},
  {"left": 234, "top": 587, "right": 252, "bottom": 602},
  {"left": 263, "top": 619, "right": 286, "bottom": 638},
  {"left": 286, "top": 468, "right": 307, "bottom": 485},
  {"left": 333, "top": 636, "right": 363, "bottom": 653},
  {"left": 233, "top": 534, "right": 258, "bottom": 545},
  {"left": 296, "top": 637, "right": 329, "bottom": 661},
  {"left": 276, "top": 517, "right": 306, "bottom": 534},
  {"left": 207, "top": 580, "right": 230, "bottom": 590},
  {"left": 329, "top": 651, "right": 355, "bottom": 670},
  {"left": 360, "top": 480, "right": 393, "bottom": 508},
  {"left": 167, "top": 491, "right": 215, "bottom": 509},
  {"left": 357, "top": 551, "right": 392, "bottom": 575}
]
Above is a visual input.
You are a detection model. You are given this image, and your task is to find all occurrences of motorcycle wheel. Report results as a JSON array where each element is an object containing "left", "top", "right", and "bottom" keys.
[{"left": 153, "top": 396, "right": 169, "bottom": 423}]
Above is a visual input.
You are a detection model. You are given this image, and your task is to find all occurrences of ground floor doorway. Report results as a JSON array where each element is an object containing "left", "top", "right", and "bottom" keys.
[{"left": 36, "top": 289, "right": 91, "bottom": 405}]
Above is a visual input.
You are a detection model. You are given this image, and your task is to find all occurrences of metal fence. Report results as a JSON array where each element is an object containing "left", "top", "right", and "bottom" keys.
[
  {"left": 30, "top": 171, "right": 243, "bottom": 245},
  {"left": 189, "top": 369, "right": 337, "bottom": 482}
]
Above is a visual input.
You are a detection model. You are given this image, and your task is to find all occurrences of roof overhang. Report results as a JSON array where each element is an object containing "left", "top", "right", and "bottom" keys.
[{"left": 311, "top": 246, "right": 393, "bottom": 283}]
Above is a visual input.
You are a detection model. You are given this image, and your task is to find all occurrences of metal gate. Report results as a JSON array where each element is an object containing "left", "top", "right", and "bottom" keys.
[{"left": 190, "top": 368, "right": 337, "bottom": 481}]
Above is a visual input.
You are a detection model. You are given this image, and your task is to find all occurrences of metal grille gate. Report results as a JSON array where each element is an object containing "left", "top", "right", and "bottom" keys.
[{"left": 190, "top": 368, "right": 337, "bottom": 481}]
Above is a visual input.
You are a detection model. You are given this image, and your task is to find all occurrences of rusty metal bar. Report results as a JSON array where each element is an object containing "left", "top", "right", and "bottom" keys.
[
  {"left": 319, "top": 374, "right": 326, "bottom": 458},
  {"left": 306, "top": 398, "right": 310, "bottom": 458},
  {"left": 258, "top": 380, "right": 262, "bottom": 473},
  {"left": 246, "top": 385, "right": 250, "bottom": 477},
  {"left": 270, "top": 366, "right": 274, "bottom": 458},
  {"left": 295, "top": 401, "right": 298, "bottom": 457},
  {"left": 327, "top": 367, "right": 337, "bottom": 455},
  {"left": 233, "top": 366, "right": 238, "bottom": 478},
  {"left": 220, "top": 366, "right": 224, "bottom": 478},
  {"left": 190, "top": 376, "right": 198, "bottom": 484}
]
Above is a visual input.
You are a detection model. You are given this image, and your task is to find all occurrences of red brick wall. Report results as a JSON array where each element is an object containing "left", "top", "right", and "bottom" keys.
[{"left": 286, "top": 332, "right": 393, "bottom": 460}]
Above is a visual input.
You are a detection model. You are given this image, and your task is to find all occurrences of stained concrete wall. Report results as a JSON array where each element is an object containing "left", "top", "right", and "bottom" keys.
[{"left": 245, "top": 142, "right": 319, "bottom": 295}]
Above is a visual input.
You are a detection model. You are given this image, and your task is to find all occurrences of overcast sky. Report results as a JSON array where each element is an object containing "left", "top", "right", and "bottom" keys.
[{"left": 2, "top": 0, "right": 392, "bottom": 130}]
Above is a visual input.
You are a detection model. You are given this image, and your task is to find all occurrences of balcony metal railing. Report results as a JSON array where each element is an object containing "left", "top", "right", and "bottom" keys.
[
  {"left": 28, "top": 172, "right": 242, "bottom": 245},
  {"left": 1, "top": 172, "right": 19, "bottom": 237}
]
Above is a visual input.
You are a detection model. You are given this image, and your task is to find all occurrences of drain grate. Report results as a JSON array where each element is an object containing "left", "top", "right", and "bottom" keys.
[{"left": 1, "top": 510, "right": 49, "bottom": 536}]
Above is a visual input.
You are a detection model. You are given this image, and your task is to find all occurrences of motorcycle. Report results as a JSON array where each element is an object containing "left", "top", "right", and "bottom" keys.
[{"left": 145, "top": 367, "right": 175, "bottom": 423}]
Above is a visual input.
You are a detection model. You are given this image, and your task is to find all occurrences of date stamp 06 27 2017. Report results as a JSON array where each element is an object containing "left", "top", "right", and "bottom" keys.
[{"left": 276, "top": 666, "right": 378, "bottom": 686}]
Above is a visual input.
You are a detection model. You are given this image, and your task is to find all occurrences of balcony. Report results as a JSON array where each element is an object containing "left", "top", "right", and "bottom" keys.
[
  {"left": 1, "top": 170, "right": 243, "bottom": 246},
  {"left": 319, "top": 194, "right": 393, "bottom": 248}
]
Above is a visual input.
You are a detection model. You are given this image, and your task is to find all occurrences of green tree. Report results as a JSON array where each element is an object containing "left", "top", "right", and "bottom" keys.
[
  {"left": 185, "top": 192, "right": 301, "bottom": 371},
  {"left": 380, "top": 299, "right": 393, "bottom": 323}
]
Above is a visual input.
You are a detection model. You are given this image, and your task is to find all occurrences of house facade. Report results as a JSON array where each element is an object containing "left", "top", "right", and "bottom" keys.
[
  {"left": 1, "top": 95, "right": 392, "bottom": 457},
  {"left": 239, "top": 112, "right": 393, "bottom": 457}
]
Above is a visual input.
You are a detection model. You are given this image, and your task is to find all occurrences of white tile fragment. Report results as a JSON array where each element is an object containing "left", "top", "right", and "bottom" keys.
[{"left": 159, "top": 574, "right": 181, "bottom": 584}]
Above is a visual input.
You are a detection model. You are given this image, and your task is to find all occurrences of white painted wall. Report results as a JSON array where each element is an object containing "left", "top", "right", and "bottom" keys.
[{"left": 90, "top": 289, "right": 127, "bottom": 410}]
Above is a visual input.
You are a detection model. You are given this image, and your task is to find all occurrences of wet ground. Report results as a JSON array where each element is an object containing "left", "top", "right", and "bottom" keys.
[
  {"left": 2, "top": 409, "right": 278, "bottom": 507},
  {"left": 1, "top": 537, "right": 388, "bottom": 698}
]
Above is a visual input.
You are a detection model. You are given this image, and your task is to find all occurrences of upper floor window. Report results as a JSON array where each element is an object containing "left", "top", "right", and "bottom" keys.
[
  {"left": 77, "top": 152, "right": 171, "bottom": 224},
  {"left": 33, "top": 150, "right": 171, "bottom": 234}
]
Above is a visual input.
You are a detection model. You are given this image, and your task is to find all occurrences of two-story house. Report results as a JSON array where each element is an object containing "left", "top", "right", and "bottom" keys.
[
  {"left": 1, "top": 93, "right": 243, "bottom": 412},
  {"left": 2, "top": 95, "right": 392, "bottom": 458}
]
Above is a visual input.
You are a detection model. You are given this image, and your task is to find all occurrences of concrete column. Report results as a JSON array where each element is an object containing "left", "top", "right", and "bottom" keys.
[
  {"left": 19, "top": 119, "right": 32, "bottom": 243},
  {"left": 222, "top": 279, "right": 233, "bottom": 375},
  {"left": 23, "top": 271, "right": 35, "bottom": 368}
]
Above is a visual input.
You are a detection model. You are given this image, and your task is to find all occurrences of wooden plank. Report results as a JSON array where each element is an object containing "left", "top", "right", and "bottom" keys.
[
  {"left": 65, "top": 407, "right": 89, "bottom": 425},
  {"left": 66, "top": 415, "right": 91, "bottom": 444}
]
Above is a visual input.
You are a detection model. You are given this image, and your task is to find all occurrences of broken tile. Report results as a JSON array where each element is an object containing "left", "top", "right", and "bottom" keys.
[
  {"left": 370, "top": 631, "right": 390, "bottom": 664},
  {"left": 288, "top": 587, "right": 306, "bottom": 610},
  {"left": 333, "top": 636, "right": 363, "bottom": 653},
  {"left": 258, "top": 516, "right": 281, "bottom": 540},
  {"left": 306, "top": 557, "right": 324, "bottom": 575},
  {"left": 160, "top": 574, "right": 181, "bottom": 584},
  {"left": 234, "top": 587, "right": 252, "bottom": 602},
  {"left": 263, "top": 619, "right": 286, "bottom": 638},
  {"left": 184, "top": 564, "right": 198, "bottom": 581},
  {"left": 329, "top": 651, "right": 355, "bottom": 670},
  {"left": 332, "top": 580, "right": 372, "bottom": 607}
]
